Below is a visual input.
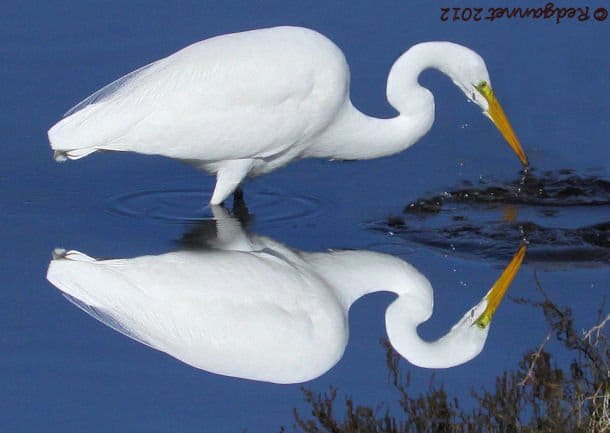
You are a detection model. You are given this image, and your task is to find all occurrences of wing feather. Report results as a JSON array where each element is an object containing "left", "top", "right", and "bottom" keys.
[
  {"left": 51, "top": 27, "right": 349, "bottom": 163},
  {"left": 63, "top": 60, "right": 162, "bottom": 117},
  {"left": 62, "top": 293, "right": 157, "bottom": 349}
]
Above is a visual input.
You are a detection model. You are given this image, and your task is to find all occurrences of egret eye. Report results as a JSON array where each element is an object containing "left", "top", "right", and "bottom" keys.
[{"left": 475, "top": 81, "right": 493, "bottom": 99}]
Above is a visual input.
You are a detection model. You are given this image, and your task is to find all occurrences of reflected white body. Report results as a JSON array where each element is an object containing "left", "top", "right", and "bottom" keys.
[
  {"left": 47, "top": 208, "right": 493, "bottom": 384},
  {"left": 48, "top": 26, "right": 492, "bottom": 204}
]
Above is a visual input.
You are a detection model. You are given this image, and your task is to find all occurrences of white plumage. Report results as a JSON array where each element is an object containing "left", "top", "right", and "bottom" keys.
[
  {"left": 48, "top": 26, "right": 527, "bottom": 204},
  {"left": 46, "top": 207, "right": 525, "bottom": 383}
]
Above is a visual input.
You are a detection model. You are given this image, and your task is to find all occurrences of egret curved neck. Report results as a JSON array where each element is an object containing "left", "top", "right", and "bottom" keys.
[
  {"left": 387, "top": 42, "right": 463, "bottom": 115},
  {"left": 306, "top": 44, "right": 472, "bottom": 161},
  {"left": 305, "top": 101, "right": 432, "bottom": 160}
]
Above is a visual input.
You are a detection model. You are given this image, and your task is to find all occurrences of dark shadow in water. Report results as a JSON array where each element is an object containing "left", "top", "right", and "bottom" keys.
[
  {"left": 369, "top": 170, "right": 609, "bottom": 268},
  {"left": 404, "top": 169, "right": 610, "bottom": 212}
]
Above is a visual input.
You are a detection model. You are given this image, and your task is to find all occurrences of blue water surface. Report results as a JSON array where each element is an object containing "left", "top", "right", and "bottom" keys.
[{"left": 1, "top": 1, "right": 608, "bottom": 432}]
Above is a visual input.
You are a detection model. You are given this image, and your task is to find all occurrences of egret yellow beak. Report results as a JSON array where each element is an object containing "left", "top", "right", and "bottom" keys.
[
  {"left": 474, "top": 243, "right": 527, "bottom": 328},
  {"left": 477, "top": 82, "right": 529, "bottom": 166}
]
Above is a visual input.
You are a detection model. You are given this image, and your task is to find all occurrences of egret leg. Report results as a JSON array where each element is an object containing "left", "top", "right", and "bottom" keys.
[
  {"left": 233, "top": 187, "right": 244, "bottom": 202},
  {"left": 232, "top": 187, "right": 251, "bottom": 225},
  {"left": 178, "top": 205, "right": 249, "bottom": 248},
  {"left": 210, "top": 159, "right": 254, "bottom": 205}
]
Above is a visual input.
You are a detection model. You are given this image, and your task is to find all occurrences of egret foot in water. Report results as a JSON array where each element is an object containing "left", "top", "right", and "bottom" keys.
[{"left": 231, "top": 187, "right": 251, "bottom": 226}]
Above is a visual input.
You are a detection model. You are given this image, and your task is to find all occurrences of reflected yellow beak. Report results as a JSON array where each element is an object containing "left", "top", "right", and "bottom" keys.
[
  {"left": 478, "top": 83, "right": 529, "bottom": 166},
  {"left": 475, "top": 243, "right": 527, "bottom": 328}
]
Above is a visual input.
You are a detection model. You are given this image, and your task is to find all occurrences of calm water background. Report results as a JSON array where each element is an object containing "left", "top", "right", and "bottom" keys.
[{"left": 1, "top": 1, "right": 608, "bottom": 432}]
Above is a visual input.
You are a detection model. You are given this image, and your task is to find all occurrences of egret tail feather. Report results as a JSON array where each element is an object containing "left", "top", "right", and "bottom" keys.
[{"left": 52, "top": 148, "right": 98, "bottom": 161}]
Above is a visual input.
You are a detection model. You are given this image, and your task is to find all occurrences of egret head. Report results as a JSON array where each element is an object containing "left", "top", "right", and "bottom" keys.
[{"left": 449, "top": 49, "right": 529, "bottom": 167}]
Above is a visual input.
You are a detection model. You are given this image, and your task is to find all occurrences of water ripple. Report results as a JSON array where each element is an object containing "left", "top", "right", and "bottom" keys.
[{"left": 107, "top": 188, "right": 324, "bottom": 224}]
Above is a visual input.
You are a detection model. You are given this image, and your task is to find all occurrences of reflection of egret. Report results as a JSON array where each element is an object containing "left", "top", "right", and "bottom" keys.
[
  {"left": 47, "top": 207, "right": 526, "bottom": 384},
  {"left": 48, "top": 26, "right": 527, "bottom": 205}
]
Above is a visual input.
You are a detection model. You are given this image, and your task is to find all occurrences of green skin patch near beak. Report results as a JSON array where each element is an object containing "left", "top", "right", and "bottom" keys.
[
  {"left": 475, "top": 307, "right": 494, "bottom": 329},
  {"left": 476, "top": 81, "right": 493, "bottom": 100}
]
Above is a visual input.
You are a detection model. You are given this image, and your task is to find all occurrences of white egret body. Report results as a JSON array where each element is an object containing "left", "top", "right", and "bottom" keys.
[
  {"left": 46, "top": 208, "right": 526, "bottom": 383},
  {"left": 48, "top": 26, "right": 528, "bottom": 204}
]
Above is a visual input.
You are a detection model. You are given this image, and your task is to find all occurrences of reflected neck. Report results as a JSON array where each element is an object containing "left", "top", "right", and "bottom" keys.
[
  {"left": 305, "top": 248, "right": 489, "bottom": 369},
  {"left": 385, "top": 295, "right": 489, "bottom": 368},
  {"left": 303, "top": 250, "right": 431, "bottom": 309}
]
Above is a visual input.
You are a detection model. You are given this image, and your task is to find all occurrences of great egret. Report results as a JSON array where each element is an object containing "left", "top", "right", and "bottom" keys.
[
  {"left": 48, "top": 26, "right": 528, "bottom": 205},
  {"left": 46, "top": 207, "right": 526, "bottom": 384}
]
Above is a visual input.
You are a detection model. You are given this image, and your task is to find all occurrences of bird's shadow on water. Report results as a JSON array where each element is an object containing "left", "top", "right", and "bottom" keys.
[
  {"left": 367, "top": 169, "right": 610, "bottom": 269},
  {"left": 177, "top": 199, "right": 252, "bottom": 250}
]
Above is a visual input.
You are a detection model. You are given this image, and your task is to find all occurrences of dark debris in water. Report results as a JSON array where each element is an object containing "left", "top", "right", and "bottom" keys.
[
  {"left": 374, "top": 170, "right": 610, "bottom": 267},
  {"left": 404, "top": 169, "right": 610, "bottom": 214}
]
